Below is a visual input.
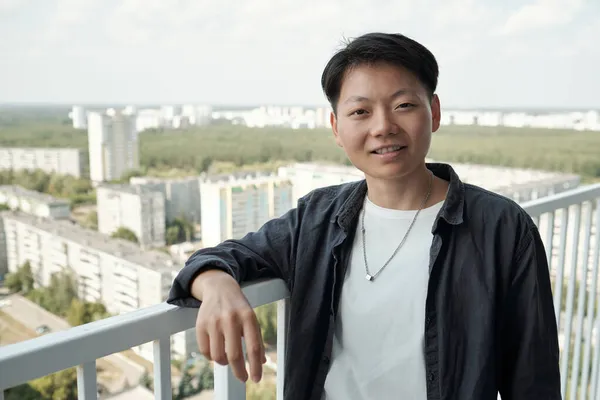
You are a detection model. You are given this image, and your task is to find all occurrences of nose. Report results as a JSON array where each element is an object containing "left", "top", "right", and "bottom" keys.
[{"left": 368, "top": 109, "right": 398, "bottom": 137}]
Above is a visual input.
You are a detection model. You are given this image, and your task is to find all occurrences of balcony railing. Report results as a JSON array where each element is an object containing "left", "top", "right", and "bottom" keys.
[{"left": 0, "top": 182, "right": 599, "bottom": 400}]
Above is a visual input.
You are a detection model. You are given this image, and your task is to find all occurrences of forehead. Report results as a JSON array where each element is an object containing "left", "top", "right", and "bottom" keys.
[{"left": 339, "top": 62, "right": 424, "bottom": 96}]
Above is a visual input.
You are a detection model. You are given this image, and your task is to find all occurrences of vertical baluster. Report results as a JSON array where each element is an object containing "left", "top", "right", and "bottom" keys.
[
  {"left": 561, "top": 204, "right": 581, "bottom": 398},
  {"left": 571, "top": 202, "right": 593, "bottom": 400},
  {"left": 77, "top": 361, "right": 97, "bottom": 400},
  {"left": 581, "top": 199, "right": 600, "bottom": 399},
  {"left": 554, "top": 207, "right": 570, "bottom": 329},
  {"left": 277, "top": 298, "right": 290, "bottom": 400},
  {"left": 214, "top": 363, "right": 246, "bottom": 400},
  {"left": 545, "top": 211, "right": 555, "bottom": 272},
  {"left": 153, "top": 337, "right": 172, "bottom": 400}
]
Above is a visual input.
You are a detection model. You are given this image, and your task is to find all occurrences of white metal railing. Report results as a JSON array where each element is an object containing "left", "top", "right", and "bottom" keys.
[
  {"left": 0, "top": 279, "right": 289, "bottom": 400},
  {"left": 1, "top": 183, "right": 600, "bottom": 400},
  {"left": 521, "top": 183, "right": 600, "bottom": 400}
]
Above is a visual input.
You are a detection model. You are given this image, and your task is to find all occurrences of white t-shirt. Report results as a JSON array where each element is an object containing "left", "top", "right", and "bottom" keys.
[{"left": 322, "top": 196, "right": 444, "bottom": 400}]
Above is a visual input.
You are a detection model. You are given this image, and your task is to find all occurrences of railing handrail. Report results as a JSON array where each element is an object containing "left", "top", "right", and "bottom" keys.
[
  {"left": 521, "top": 182, "right": 600, "bottom": 217},
  {"left": 0, "top": 278, "right": 289, "bottom": 391}
]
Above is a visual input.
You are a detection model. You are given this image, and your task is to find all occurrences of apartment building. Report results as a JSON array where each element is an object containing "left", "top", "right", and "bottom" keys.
[
  {"left": 97, "top": 184, "right": 166, "bottom": 248},
  {"left": 278, "top": 162, "right": 365, "bottom": 203},
  {"left": 0, "top": 185, "right": 70, "bottom": 219},
  {"left": 0, "top": 147, "right": 86, "bottom": 178},
  {"left": 88, "top": 111, "right": 139, "bottom": 183},
  {"left": 200, "top": 175, "right": 293, "bottom": 247},
  {"left": 129, "top": 176, "right": 201, "bottom": 224},
  {"left": 0, "top": 211, "right": 196, "bottom": 359}
]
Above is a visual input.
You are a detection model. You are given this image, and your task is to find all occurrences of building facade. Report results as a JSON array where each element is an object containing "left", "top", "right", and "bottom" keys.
[
  {"left": 97, "top": 185, "right": 166, "bottom": 248},
  {"left": 0, "top": 147, "right": 86, "bottom": 178},
  {"left": 0, "top": 185, "right": 70, "bottom": 219},
  {"left": 130, "top": 176, "right": 201, "bottom": 224},
  {"left": 88, "top": 111, "right": 139, "bottom": 183},
  {"left": 200, "top": 175, "right": 293, "bottom": 247}
]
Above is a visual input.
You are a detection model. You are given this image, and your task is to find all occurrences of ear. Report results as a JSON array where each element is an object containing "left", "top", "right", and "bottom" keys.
[
  {"left": 431, "top": 94, "right": 441, "bottom": 133},
  {"left": 330, "top": 111, "right": 343, "bottom": 147}
]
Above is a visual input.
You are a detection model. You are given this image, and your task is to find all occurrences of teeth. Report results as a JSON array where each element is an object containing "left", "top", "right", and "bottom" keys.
[{"left": 375, "top": 146, "right": 402, "bottom": 154}]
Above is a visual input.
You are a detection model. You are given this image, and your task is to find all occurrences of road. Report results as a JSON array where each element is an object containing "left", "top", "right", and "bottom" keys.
[{"left": 0, "top": 294, "right": 145, "bottom": 391}]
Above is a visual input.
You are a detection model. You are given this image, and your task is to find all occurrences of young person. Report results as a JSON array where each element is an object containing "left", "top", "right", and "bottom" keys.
[{"left": 168, "top": 32, "right": 561, "bottom": 399}]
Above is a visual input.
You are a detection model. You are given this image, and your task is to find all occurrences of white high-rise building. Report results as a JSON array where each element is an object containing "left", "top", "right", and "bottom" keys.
[
  {"left": 88, "top": 111, "right": 139, "bottom": 183},
  {"left": 0, "top": 147, "right": 86, "bottom": 178},
  {"left": 97, "top": 184, "right": 166, "bottom": 248},
  {"left": 70, "top": 106, "right": 87, "bottom": 129},
  {"left": 200, "top": 175, "right": 293, "bottom": 247}
]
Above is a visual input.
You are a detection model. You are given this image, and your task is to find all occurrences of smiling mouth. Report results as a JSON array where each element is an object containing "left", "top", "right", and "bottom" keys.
[{"left": 371, "top": 145, "right": 407, "bottom": 154}]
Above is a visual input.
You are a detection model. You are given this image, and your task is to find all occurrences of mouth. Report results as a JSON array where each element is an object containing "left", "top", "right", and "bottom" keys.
[{"left": 371, "top": 145, "right": 407, "bottom": 155}]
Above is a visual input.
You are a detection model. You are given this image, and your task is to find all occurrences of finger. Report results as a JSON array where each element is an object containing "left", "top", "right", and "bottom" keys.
[
  {"left": 242, "top": 310, "right": 265, "bottom": 383},
  {"left": 196, "top": 327, "right": 211, "bottom": 361},
  {"left": 224, "top": 319, "right": 248, "bottom": 382},
  {"left": 208, "top": 321, "right": 227, "bottom": 365}
]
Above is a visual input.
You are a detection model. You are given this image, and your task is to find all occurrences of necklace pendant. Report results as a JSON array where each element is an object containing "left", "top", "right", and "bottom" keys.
[{"left": 365, "top": 274, "right": 374, "bottom": 281}]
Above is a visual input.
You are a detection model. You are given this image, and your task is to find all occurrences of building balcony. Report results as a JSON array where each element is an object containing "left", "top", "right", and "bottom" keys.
[{"left": 1, "top": 183, "right": 600, "bottom": 399}]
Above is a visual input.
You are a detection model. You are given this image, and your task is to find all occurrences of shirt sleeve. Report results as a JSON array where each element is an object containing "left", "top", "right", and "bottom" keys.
[
  {"left": 166, "top": 198, "right": 306, "bottom": 308},
  {"left": 498, "top": 225, "right": 562, "bottom": 399}
]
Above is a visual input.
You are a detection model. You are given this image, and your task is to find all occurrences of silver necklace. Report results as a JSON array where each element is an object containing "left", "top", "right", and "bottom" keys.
[{"left": 362, "top": 171, "right": 433, "bottom": 282}]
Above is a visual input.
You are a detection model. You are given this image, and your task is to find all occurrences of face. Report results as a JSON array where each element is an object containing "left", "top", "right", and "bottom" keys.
[{"left": 331, "top": 62, "right": 441, "bottom": 182}]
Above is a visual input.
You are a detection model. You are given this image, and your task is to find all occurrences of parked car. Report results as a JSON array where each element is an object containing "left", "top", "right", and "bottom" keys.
[{"left": 36, "top": 325, "right": 50, "bottom": 335}]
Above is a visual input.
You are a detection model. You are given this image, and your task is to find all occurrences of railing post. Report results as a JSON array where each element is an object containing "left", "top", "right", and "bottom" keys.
[
  {"left": 76, "top": 361, "right": 97, "bottom": 400},
  {"left": 214, "top": 364, "right": 245, "bottom": 400},
  {"left": 277, "top": 298, "right": 290, "bottom": 400},
  {"left": 0, "top": 389, "right": 4, "bottom": 400},
  {"left": 153, "top": 337, "right": 172, "bottom": 400}
]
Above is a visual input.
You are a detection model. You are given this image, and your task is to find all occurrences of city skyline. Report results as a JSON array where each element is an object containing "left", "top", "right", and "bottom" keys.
[{"left": 1, "top": 0, "right": 599, "bottom": 108}]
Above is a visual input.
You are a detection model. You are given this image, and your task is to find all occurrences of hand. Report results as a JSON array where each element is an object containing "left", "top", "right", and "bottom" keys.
[{"left": 192, "top": 270, "right": 266, "bottom": 383}]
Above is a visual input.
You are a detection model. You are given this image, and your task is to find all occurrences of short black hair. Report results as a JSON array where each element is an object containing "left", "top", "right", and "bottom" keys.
[{"left": 321, "top": 32, "right": 439, "bottom": 113}]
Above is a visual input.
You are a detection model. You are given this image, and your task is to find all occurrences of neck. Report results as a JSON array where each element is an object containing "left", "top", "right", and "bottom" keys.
[{"left": 366, "top": 165, "right": 433, "bottom": 210}]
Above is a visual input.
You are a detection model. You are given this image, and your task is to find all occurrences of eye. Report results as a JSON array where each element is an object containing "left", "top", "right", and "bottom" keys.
[
  {"left": 349, "top": 109, "right": 368, "bottom": 116},
  {"left": 396, "top": 103, "right": 415, "bottom": 109}
]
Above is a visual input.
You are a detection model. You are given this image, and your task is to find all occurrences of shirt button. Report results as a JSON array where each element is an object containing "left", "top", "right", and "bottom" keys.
[
  {"left": 428, "top": 372, "right": 435, "bottom": 382},
  {"left": 425, "top": 316, "right": 431, "bottom": 325},
  {"left": 323, "top": 356, "right": 331, "bottom": 364}
]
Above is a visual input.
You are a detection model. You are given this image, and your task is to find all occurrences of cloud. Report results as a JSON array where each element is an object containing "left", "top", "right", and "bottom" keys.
[{"left": 498, "top": 0, "right": 584, "bottom": 35}]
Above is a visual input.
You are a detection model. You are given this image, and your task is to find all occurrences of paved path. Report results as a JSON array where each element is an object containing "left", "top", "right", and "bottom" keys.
[{"left": 1, "top": 294, "right": 145, "bottom": 390}]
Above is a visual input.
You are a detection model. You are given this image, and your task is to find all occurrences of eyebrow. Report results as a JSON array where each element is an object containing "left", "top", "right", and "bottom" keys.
[{"left": 342, "top": 89, "right": 413, "bottom": 105}]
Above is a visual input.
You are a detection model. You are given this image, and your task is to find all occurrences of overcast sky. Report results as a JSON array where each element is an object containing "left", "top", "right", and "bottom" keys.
[{"left": 0, "top": 0, "right": 598, "bottom": 108}]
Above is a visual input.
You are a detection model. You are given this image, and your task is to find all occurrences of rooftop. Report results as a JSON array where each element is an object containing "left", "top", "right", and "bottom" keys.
[
  {"left": 97, "top": 183, "right": 164, "bottom": 196},
  {"left": 0, "top": 185, "right": 70, "bottom": 206},
  {"left": 0, "top": 211, "right": 178, "bottom": 274},
  {"left": 0, "top": 147, "right": 82, "bottom": 153}
]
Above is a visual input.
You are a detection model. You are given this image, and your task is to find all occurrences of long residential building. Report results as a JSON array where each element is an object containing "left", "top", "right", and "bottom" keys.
[
  {"left": 0, "top": 185, "right": 70, "bottom": 219},
  {"left": 97, "top": 184, "right": 166, "bottom": 248},
  {"left": 0, "top": 211, "right": 195, "bottom": 359},
  {"left": 200, "top": 174, "right": 293, "bottom": 247},
  {"left": 88, "top": 111, "right": 139, "bottom": 183},
  {"left": 0, "top": 147, "right": 86, "bottom": 178},
  {"left": 130, "top": 176, "right": 201, "bottom": 224}
]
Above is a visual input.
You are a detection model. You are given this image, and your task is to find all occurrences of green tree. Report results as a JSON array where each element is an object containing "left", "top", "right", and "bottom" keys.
[
  {"left": 4, "top": 261, "right": 35, "bottom": 294},
  {"left": 176, "top": 365, "right": 196, "bottom": 399},
  {"left": 67, "top": 299, "right": 109, "bottom": 326},
  {"left": 255, "top": 303, "right": 277, "bottom": 346},
  {"left": 197, "top": 362, "right": 214, "bottom": 391},
  {"left": 0, "top": 203, "right": 9, "bottom": 211},
  {"left": 140, "top": 372, "right": 153, "bottom": 391},
  {"left": 26, "top": 270, "right": 78, "bottom": 317},
  {"left": 85, "top": 211, "right": 98, "bottom": 230},
  {"left": 29, "top": 368, "right": 77, "bottom": 400},
  {"left": 110, "top": 227, "right": 139, "bottom": 244},
  {"left": 166, "top": 225, "right": 182, "bottom": 246},
  {"left": 4, "top": 383, "right": 42, "bottom": 400}
]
